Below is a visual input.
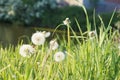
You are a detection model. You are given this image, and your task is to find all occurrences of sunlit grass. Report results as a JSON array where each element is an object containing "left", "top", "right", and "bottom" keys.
[
  {"left": 0, "top": 6, "right": 120, "bottom": 80},
  {"left": 0, "top": 27, "right": 120, "bottom": 80}
]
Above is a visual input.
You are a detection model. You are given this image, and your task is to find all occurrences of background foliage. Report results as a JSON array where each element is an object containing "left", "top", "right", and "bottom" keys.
[
  {"left": 0, "top": 0, "right": 57, "bottom": 24},
  {"left": 0, "top": 0, "right": 120, "bottom": 32},
  {"left": 41, "top": 6, "right": 120, "bottom": 32}
]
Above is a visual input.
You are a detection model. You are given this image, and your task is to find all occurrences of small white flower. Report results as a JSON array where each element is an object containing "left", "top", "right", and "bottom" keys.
[
  {"left": 37, "top": 62, "right": 40, "bottom": 65},
  {"left": 8, "top": 10, "right": 15, "bottom": 16},
  {"left": 88, "top": 30, "right": 97, "bottom": 39},
  {"left": 19, "top": 44, "right": 35, "bottom": 57},
  {"left": 42, "top": 31, "right": 51, "bottom": 38},
  {"left": 12, "top": 74, "right": 16, "bottom": 79},
  {"left": 54, "top": 51, "right": 65, "bottom": 62},
  {"left": 118, "top": 45, "right": 120, "bottom": 56},
  {"left": 31, "top": 31, "right": 46, "bottom": 45},
  {"left": 118, "top": 45, "right": 120, "bottom": 49},
  {"left": 50, "top": 39, "right": 59, "bottom": 50},
  {"left": 63, "top": 18, "right": 71, "bottom": 25}
]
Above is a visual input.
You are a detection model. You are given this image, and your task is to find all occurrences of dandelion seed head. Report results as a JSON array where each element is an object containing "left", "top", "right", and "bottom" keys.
[
  {"left": 88, "top": 30, "right": 97, "bottom": 39},
  {"left": 118, "top": 45, "right": 120, "bottom": 49},
  {"left": 12, "top": 74, "right": 16, "bottom": 79},
  {"left": 50, "top": 39, "right": 59, "bottom": 50},
  {"left": 54, "top": 51, "right": 65, "bottom": 62},
  {"left": 31, "top": 31, "right": 45, "bottom": 45},
  {"left": 63, "top": 18, "right": 71, "bottom": 25},
  {"left": 19, "top": 44, "right": 35, "bottom": 57},
  {"left": 37, "top": 62, "right": 40, "bottom": 65},
  {"left": 42, "top": 31, "right": 51, "bottom": 38},
  {"left": 8, "top": 10, "right": 15, "bottom": 16}
]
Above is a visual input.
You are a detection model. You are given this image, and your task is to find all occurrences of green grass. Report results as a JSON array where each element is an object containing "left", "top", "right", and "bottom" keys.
[
  {"left": 0, "top": 7, "right": 120, "bottom": 80},
  {"left": 0, "top": 26, "right": 120, "bottom": 80}
]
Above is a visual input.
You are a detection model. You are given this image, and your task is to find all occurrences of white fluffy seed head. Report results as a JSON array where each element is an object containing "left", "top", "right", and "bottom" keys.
[
  {"left": 118, "top": 45, "right": 120, "bottom": 49},
  {"left": 88, "top": 30, "right": 97, "bottom": 39},
  {"left": 42, "top": 31, "right": 51, "bottom": 38},
  {"left": 8, "top": 10, "right": 15, "bottom": 16},
  {"left": 50, "top": 39, "right": 59, "bottom": 50},
  {"left": 54, "top": 51, "right": 65, "bottom": 62},
  {"left": 63, "top": 18, "right": 71, "bottom": 25},
  {"left": 19, "top": 44, "right": 35, "bottom": 57},
  {"left": 31, "top": 31, "right": 45, "bottom": 45}
]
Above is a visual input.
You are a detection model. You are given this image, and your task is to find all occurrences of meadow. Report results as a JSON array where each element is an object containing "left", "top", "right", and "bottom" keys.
[{"left": 0, "top": 6, "right": 120, "bottom": 80}]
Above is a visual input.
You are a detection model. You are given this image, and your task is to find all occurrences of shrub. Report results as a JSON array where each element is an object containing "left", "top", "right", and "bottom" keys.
[
  {"left": 0, "top": 0, "right": 57, "bottom": 24},
  {"left": 41, "top": 6, "right": 94, "bottom": 31},
  {"left": 41, "top": 6, "right": 120, "bottom": 32}
]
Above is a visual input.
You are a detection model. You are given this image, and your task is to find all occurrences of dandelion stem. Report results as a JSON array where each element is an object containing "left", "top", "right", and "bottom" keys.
[{"left": 67, "top": 24, "right": 71, "bottom": 53}]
